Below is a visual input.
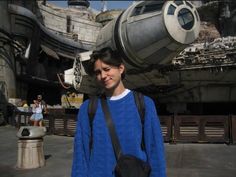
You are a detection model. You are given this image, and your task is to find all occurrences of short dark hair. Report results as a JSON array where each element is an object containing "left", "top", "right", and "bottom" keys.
[
  {"left": 37, "top": 95, "right": 42, "bottom": 99},
  {"left": 87, "top": 47, "right": 126, "bottom": 79}
]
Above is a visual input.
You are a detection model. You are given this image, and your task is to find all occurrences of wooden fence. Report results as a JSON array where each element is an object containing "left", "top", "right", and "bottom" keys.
[{"left": 13, "top": 109, "right": 236, "bottom": 144}]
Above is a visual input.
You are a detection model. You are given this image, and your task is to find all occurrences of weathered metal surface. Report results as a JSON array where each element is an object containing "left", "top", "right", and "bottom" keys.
[
  {"left": 95, "top": 10, "right": 122, "bottom": 26},
  {"left": 95, "top": 1, "right": 200, "bottom": 68},
  {"left": 17, "top": 139, "right": 45, "bottom": 169},
  {"left": 173, "top": 36, "right": 236, "bottom": 67}
]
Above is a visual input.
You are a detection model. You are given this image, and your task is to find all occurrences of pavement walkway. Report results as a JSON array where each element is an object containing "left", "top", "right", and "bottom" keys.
[{"left": 1, "top": 125, "right": 236, "bottom": 177}]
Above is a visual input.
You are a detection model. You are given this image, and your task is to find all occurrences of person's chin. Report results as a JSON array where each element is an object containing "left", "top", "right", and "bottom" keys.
[
  {"left": 104, "top": 85, "right": 112, "bottom": 90},
  {"left": 104, "top": 83, "right": 114, "bottom": 90}
]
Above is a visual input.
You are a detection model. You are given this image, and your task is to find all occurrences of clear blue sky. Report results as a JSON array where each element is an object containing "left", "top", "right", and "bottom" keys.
[{"left": 49, "top": 1, "right": 133, "bottom": 11}]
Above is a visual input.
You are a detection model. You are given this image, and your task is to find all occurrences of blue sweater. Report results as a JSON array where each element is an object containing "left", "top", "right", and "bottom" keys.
[{"left": 71, "top": 91, "right": 166, "bottom": 177}]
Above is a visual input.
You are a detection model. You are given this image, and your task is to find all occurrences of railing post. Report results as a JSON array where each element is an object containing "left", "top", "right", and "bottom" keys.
[
  {"left": 225, "top": 114, "right": 230, "bottom": 144},
  {"left": 230, "top": 115, "right": 236, "bottom": 144},
  {"left": 198, "top": 117, "right": 206, "bottom": 142},
  {"left": 11, "top": 109, "right": 16, "bottom": 126},
  {"left": 64, "top": 115, "right": 68, "bottom": 135},
  {"left": 170, "top": 114, "right": 176, "bottom": 144},
  {"left": 173, "top": 114, "right": 179, "bottom": 144},
  {"left": 17, "top": 113, "right": 21, "bottom": 129},
  {"left": 48, "top": 114, "right": 55, "bottom": 135}
]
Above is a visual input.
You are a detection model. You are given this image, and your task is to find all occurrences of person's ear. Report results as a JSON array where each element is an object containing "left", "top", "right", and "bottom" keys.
[{"left": 119, "top": 64, "right": 125, "bottom": 75}]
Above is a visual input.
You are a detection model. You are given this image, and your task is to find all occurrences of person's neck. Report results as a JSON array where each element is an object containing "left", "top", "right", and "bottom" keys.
[{"left": 105, "top": 84, "right": 126, "bottom": 97}]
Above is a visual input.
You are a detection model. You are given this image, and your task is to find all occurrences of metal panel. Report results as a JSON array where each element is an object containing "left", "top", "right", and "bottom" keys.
[{"left": 41, "top": 45, "right": 59, "bottom": 60}]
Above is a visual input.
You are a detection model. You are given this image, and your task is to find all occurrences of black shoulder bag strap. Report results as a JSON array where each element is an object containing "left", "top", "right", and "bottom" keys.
[
  {"left": 133, "top": 91, "right": 146, "bottom": 150},
  {"left": 133, "top": 91, "right": 145, "bottom": 123},
  {"left": 88, "top": 96, "right": 98, "bottom": 150},
  {"left": 101, "top": 97, "right": 122, "bottom": 160}
]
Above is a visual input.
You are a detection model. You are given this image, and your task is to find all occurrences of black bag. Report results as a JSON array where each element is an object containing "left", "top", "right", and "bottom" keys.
[
  {"left": 115, "top": 155, "right": 151, "bottom": 177},
  {"left": 101, "top": 97, "right": 151, "bottom": 177}
]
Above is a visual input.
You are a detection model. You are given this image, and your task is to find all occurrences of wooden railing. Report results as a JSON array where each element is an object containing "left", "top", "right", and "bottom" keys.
[
  {"left": 173, "top": 115, "right": 229, "bottom": 143},
  {"left": 13, "top": 109, "right": 78, "bottom": 136},
  {"left": 12, "top": 109, "right": 236, "bottom": 144},
  {"left": 159, "top": 116, "right": 173, "bottom": 142}
]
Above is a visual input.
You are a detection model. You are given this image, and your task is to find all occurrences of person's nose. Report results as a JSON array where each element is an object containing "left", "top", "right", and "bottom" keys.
[{"left": 101, "top": 71, "right": 107, "bottom": 79}]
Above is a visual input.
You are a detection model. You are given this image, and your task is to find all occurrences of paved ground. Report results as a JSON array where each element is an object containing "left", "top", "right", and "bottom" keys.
[{"left": 1, "top": 125, "right": 236, "bottom": 177}]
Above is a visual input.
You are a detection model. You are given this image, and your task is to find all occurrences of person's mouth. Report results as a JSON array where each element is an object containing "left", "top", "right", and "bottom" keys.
[{"left": 104, "top": 78, "right": 112, "bottom": 85}]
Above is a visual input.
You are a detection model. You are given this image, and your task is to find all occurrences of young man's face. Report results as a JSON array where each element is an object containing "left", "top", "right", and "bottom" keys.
[
  {"left": 37, "top": 95, "right": 42, "bottom": 101},
  {"left": 94, "top": 59, "right": 124, "bottom": 91}
]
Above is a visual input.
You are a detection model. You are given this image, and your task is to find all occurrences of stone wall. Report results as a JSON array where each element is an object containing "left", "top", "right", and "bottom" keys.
[{"left": 36, "top": 2, "right": 102, "bottom": 44}]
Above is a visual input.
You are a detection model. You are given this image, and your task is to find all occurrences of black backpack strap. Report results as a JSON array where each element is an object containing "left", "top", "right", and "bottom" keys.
[
  {"left": 88, "top": 96, "right": 98, "bottom": 151},
  {"left": 133, "top": 91, "right": 146, "bottom": 150}
]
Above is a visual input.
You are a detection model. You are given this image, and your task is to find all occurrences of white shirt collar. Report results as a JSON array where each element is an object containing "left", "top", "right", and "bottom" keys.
[{"left": 109, "top": 89, "right": 131, "bottom": 100}]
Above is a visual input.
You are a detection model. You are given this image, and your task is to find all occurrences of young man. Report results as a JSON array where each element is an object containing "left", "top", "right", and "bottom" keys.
[{"left": 71, "top": 47, "right": 166, "bottom": 177}]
